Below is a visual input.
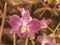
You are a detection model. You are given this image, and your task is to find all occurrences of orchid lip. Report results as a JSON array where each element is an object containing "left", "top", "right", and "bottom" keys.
[{"left": 21, "top": 26, "right": 27, "bottom": 33}]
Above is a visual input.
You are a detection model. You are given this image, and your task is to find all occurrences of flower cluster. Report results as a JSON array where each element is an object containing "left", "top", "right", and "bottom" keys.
[
  {"left": 8, "top": 8, "right": 60, "bottom": 45},
  {"left": 37, "top": 34, "right": 60, "bottom": 45},
  {"left": 9, "top": 8, "right": 41, "bottom": 39}
]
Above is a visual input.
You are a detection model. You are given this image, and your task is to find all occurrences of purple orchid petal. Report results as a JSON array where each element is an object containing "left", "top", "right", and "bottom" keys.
[
  {"left": 9, "top": 15, "right": 23, "bottom": 34},
  {"left": 44, "top": 0, "right": 48, "bottom": 2},
  {"left": 43, "top": 34, "right": 53, "bottom": 43},
  {"left": 44, "top": 0, "right": 48, "bottom": 3},
  {"left": 9, "top": 15, "right": 22, "bottom": 27},
  {"left": 21, "top": 8, "right": 25, "bottom": 16},
  {"left": 45, "top": 42, "right": 51, "bottom": 45},
  {"left": 27, "top": 19, "right": 41, "bottom": 33},
  {"left": 45, "top": 19, "right": 51, "bottom": 25},
  {"left": 21, "top": 10, "right": 31, "bottom": 24},
  {"left": 52, "top": 39, "right": 56, "bottom": 45},
  {"left": 40, "top": 19, "right": 51, "bottom": 28},
  {"left": 17, "top": 30, "right": 26, "bottom": 38},
  {"left": 37, "top": 36, "right": 43, "bottom": 43},
  {"left": 47, "top": 36, "right": 54, "bottom": 42},
  {"left": 57, "top": 43, "right": 60, "bottom": 45},
  {"left": 10, "top": 24, "right": 21, "bottom": 34},
  {"left": 58, "top": 4, "right": 60, "bottom": 10},
  {"left": 37, "top": 34, "right": 53, "bottom": 44},
  {"left": 27, "top": 30, "right": 35, "bottom": 39},
  {"left": 52, "top": 39, "right": 60, "bottom": 45}
]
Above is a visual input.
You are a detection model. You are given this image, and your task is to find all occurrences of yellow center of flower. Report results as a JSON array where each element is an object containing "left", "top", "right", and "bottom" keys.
[{"left": 21, "top": 26, "right": 27, "bottom": 33}]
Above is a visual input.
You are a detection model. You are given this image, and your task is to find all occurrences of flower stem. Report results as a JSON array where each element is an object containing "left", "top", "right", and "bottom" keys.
[
  {"left": 13, "top": 34, "right": 16, "bottom": 45},
  {"left": 39, "top": 9, "right": 46, "bottom": 17},
  {"left": 53, "top": 23, "right": 60, "bottom": 33},
  {"left": 31, "top": 39, "right": 35, "bottom": 45},
  {"left": 25, "top": 36, "right": 28, "bottom": 45},
  {"left": 50, "top": 23, "right": 60, "bottom": 38},
  {"left": 0, "top": 2, "right": 7, "bottom": 42},
  {"left": 47, "top": 25, "right": 53, "bottom": 32}
]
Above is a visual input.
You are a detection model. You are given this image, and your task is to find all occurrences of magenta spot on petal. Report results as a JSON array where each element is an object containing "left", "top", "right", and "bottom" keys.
[
  {"left": 17, "top": 30, "right": 26, "bottom": 38},
  {"left": 27, "top": 19, "right": 41, "bottom": 32},
  {"left": 45, "top": 43, "right": 51, "bottom": 45}
]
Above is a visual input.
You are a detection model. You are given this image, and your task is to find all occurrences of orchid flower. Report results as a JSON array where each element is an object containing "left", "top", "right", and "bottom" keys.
[
  {"left": 40, "top": 18, "right": 51, "bottom": 28},
  {"left": 56, "top": 0, "right": 60, "bottom": 10},
  {"left": 56, "top": 0, "right": 60, "bottom": 4},
  {"left": 37, "top": 34, "right": 60, "bottom": 45},
  {"left": 51, "top": 39, "right": 60, "bottom": 45},
  {"left": 37, "top": 34, "right": 53, "bottom": 45},
  {"left": 9, "top": 8, "right": 41, "bottom": 39},
  {"left": 57, "top": 4, "right": 60, "bottom": 10}
]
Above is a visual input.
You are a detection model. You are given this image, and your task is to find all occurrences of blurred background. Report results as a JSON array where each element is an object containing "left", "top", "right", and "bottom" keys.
[{"left": 0, "top": 0, "right": 60, "bottom": 45}]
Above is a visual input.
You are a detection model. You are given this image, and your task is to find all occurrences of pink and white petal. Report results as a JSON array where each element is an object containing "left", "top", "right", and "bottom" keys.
[
  {"left": 57, "top": 43, "right": 60, "bottom": 45},
  {"left": 44, "top": 42, "right": 51, "bottom": 45},
  {"left": 27, "top": 19, "right": 41, "bottom": 33},
  {"left": 58, "top": 4, "right": 60, "bottom": 10},
  {"left": 56, "top": 0, "right": 60, "bottom": 4},
  {"left": 21, "top": 10, "right": 31, "bottom": 24},
  {"left": 41, "top": 19, "right": 51, "bottom": 25},
  {"left": 27, "top": 30, "right": 35, "bottom": 39},
  {"left": 37, "top": 36, "right": 43, "bottom": 43},
  {"left": 10, "top": 24, "right": 22, "bottom": 34},
  {"left": 9, "top": 15, "right": 22, "bottom": 27},
  {"left": 45, "top": 19, "right": 51, "bottom": 25},
  {"left": 41, "top": 34, "right": 53, "bottom": 44},
  {"left": 44, "top": 0, "right": 48, "bottom": 2},
  {"left": 21, "top": 8, "right": 25, "bottom": 16},
  {"left": 40, "top": 21, "right": 47, "bottom": 28},
  {"left": 46, "top": 36, "right": 54, "bottom": 43},
  {"left": 17, "top": 30, "right": 26, "bottom": 38},
  {"left": 52, "top": 39, "right": 56, "bottom": 45},
  {"left": 40, "top": 19, "right": 51, "bottom": 28}
]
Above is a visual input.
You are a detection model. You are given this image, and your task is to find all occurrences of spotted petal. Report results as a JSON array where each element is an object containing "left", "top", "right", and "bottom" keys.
[
  {"left": 10, "top": 24, "right": 21, "bottom": 34},
  {"left": 45, "top": 43, "right": 51, "bottom": 45},
  {"left": 21, "top": 8, "right": 25, "bottom": 16},
  {"left": 52, "top": 39, "right": 56, "bottom": 45},
  {"left": 58, "top": 4, "right": 60, "bottom": 10},
  {"left": 21, "top": 11, "right": 31, "bottom": 24},
  {"left": 9, "top": 15, "right": 22, "bottom": 33},
  {"left": 17, "top": 30, "right": 27, "bottom": 38},
  {"left": 9, "top": 15, "right": 22, "bottom": 27},
  {"left": 40, "top": 19, "right": 51, "bottom": 28},
  {"left": 37, "top": 34, "right": 53, "bottom": 43},
  {"left": 57, "top": 43, "right": 60, "bottom": 45},
  {"left": 27, "top": 19, "right": 41, "bottom": 33},
  {"left": 27, "top": 30, "right": 35, "bottom": 39}
]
